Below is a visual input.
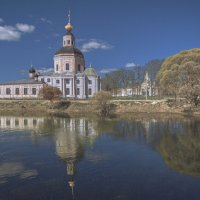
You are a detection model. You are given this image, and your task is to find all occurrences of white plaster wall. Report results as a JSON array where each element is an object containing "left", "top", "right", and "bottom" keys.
[
  {"left": 0, "top": 84, "right": 43, "bottom": 99},
  {"left": 54, "top": 54, "right": 84, "bottom": 74},
  {"left": 87, "top": 76, "right": 99, "bottom": 97}
]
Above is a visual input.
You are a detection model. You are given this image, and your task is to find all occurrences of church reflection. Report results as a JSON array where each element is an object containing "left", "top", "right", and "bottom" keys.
[
  {"left": 0, "top": 115, "right": 99, "bottom": 198},
  {"left": 0, "top": 116, "right": 44, "bottom": 131},
  {"left": 54, "top": 118, "right": 99, "bottom": 199},
  {"left": 1, "top": 114, "right": 200, "bottom": 190}
]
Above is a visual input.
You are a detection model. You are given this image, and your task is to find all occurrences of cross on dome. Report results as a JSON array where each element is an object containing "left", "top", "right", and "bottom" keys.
[{"left": 65, "top": 10, "right": 73, "bottom": 32}]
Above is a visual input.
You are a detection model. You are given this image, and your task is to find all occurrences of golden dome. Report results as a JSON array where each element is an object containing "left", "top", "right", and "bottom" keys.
[
  {"left": 65, "top": 10, "right": 73, "bottom": 32},
  {"left": 65, "top": 22, "right": 73, "bottom": 32}
]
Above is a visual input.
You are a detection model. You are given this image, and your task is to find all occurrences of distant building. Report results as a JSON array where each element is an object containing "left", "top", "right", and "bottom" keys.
[
  {"left": 0, "top": 11, "right": 101, "bottom": 99},
  {"left": 113, "top": 72, "right": 158, "bottom": 97},
  {"left": 140, "top": 72, "right": 158, "bottom": 97}
]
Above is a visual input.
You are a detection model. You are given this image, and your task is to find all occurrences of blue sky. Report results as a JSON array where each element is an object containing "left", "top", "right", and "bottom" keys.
[{"left": 0, "top": 0, "right": 200, "bottom": 81}]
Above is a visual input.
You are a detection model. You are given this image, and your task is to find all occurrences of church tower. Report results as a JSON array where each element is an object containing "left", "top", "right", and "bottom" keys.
[
  {"left": 63, "top": 11, "right": 75, "bottom": 47},
  {"left": 54, "top": 11, "right": 85, "bottom": 74}
]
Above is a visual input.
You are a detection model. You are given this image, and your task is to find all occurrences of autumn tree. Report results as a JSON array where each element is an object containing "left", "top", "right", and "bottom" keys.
[
  {"left": 39, "top": 85, "right": 62, "bottom": 101},
  {"left": 157, "top": 48, "right": 200, "bottom": 106},
  {"left": 91, "top": 91, "right": 113, "bottom": 116}
]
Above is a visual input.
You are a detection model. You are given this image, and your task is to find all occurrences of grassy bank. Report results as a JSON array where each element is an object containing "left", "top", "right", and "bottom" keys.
[{"left": 0, "top": 99, "right": 199, "bottom": 116}]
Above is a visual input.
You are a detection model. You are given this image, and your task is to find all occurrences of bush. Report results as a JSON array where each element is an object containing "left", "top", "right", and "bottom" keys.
[
  {"left": 91, "top": 91, "right": 112, "bottom": 116},
  {"left": 39, "top": 85, "right": 62, "bottom": 101}
]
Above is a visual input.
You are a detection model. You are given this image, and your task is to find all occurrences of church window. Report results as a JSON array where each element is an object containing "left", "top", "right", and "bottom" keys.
[
  {"left": 6, "top": 88, "right": 11, "bottom": 95},
  {"left": 15, "top": 88, "right": 19, "bottom": 95},
  {"left": 88, "top": 80, "right": 92, "bottom": 85},
  {"left": 67, "top": 40, "right": 70, "bottom": 45},
  {"left": 66, "top": 79, "right": 70, "bottom": 84},
  {"left": 56, "top": 80, "right": 60, "bottom": 84},
  {"left": 47, "top": 78, "right": 50, "bottom": 82},
  {"left": 78, "top": 64, "right": 81, "bottom": 72},
  {"left": 32, "top": 88, "right": 37, "bottom": 95},
  {"left": 77, "top": 88, "right": 80, "bottom": 95},
  {"left": 76, "top": 79, "right": 80, "bottom": 84},
  {"left": 88, "top": 88, "right": 92, "bottom": 95},
  {"left": 24, "top": 88, "right": 28, "bottom": 95},
  {"left": 56, "top": 64, "right": 59, "bottom": 71},
  {"left": 66, "top": 63, "right": 69, "bottom": 70},
  {"left": 66, "top": 88, "right": 70, "bottom": 95}
]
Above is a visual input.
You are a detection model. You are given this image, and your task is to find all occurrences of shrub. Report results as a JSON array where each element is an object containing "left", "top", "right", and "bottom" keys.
[
  {"left": 91, "top": 91, "right": 112, "bottom": 116},
  {"left": 39, "top": 85, "right": 62, "bottom": 101}
]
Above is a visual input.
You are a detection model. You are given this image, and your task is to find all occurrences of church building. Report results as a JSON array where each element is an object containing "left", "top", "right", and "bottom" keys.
[{"left": 0, "top": 11, "right": 101, "bottom": 99}]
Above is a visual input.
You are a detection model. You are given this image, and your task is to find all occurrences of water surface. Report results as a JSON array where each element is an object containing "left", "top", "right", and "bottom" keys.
[{"left": 0, "top": 114, "right": 200, "bottom": 200}]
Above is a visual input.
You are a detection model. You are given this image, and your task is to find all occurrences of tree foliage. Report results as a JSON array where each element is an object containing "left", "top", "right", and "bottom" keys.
[
  {"left": 101, "top": 60, "right": 163, "bottom": 95},
  {"left": 157, "top": 48, "right": 200, "bottom": 105},
  {"left": 144, "top": 59, "right": 164, "bottom": 81},
  {"left": 101, "top": 68, "right": 142, "bottom": 94},
  {"left": 91, "top": 91, "right": 113, "bottom": 116},
  {"left": 39, "top": 85, "right": 62, "bottom": 101}
]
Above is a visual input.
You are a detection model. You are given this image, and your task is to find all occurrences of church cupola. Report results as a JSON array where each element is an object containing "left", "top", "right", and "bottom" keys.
[
  {"left": 29, "top": 66, "right": 36, "bottom": 79},
  {"left": 63, "top": 10, "right": 75, "bottom": 47}
]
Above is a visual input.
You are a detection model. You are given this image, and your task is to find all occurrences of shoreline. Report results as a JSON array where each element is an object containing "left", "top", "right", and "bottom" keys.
[{"left": 0, "top": 99, "right": 199, "bottom": 116}]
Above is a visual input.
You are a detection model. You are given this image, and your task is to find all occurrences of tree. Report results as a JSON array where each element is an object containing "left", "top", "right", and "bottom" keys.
[
  {"left": 157, "top": 48, "right": 200, "bottom": 106},
  {"left": 144, "top": 59, "right": 164, "bottom": 81},
  {"left": 39, "top": 85, "right": 62, "bottom": 101},
  {"left": 91, "top": 91, "right": 113, "bottom": 116}
]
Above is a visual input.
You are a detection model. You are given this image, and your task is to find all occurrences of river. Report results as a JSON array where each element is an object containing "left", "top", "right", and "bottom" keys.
[{"left": 0, "top": 114, "right": 200, "bottom": 200}]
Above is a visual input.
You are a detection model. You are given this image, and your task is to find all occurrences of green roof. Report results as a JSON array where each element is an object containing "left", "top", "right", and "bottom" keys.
[{"left": 84, "top": 65, "right": 98, "bottom": 76}]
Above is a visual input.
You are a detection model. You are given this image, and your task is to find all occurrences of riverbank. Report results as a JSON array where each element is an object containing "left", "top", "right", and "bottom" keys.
[{"left": 0, "top": 99, "right": 199, "bottom": 116}]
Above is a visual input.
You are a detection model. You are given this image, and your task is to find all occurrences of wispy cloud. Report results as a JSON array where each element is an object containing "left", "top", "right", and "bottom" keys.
[
  {"left": 125, "top": 62, "right": 137, "bottom": 68},
  {"left": 16, "top": 23, "right": 35, "bottom": 33},
  {"left": 0, "top": 23, "right": 35, "bottom": 41},
  {"left": 35, "top": 39, "right": 41, "bottom": 43},
  {"left": 40, "top": 17, "right": 52, "bottom": 24},
  {"left": 80, "top": 39, "right": 113, "bottom": 53},
  {"left": 0, "top": 26, "right": 21, "bottom": 41},
  {"left": 100, "top": 68, "right": 118, "bottom": 74},
  {"left": 0, "top": 18, "right": 3, "bottom": 23},
  {"left": 52, "top": 33, "right": 60, "bottom": 37},
  {"left": 38, "top": 68, "right": 53, "bottom": 74}
]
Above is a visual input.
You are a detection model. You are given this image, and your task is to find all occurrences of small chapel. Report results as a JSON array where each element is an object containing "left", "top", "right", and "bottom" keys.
[{"left": 0, "top": 11, "right": 101, "bottom": 99}]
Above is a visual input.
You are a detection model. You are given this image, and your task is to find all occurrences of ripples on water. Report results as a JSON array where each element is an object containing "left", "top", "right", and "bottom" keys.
[{"left": 0, "top": 115, "right": 200, "bottom": 200}]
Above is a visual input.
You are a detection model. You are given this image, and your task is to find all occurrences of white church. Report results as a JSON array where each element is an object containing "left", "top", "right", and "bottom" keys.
[{"left": 0, "top": 12, "right": 101, "bottom": 99}]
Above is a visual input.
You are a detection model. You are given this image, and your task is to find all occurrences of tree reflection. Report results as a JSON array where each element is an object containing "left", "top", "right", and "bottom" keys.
[{"left": 157, "top": 119, "right": 200, "bottom": 177}]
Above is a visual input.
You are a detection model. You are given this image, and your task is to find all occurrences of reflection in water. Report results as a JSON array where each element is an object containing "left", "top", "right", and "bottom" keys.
[
  {"left": 0, "top": 116, "right": 44, "bottom": 132},
  {"left": 54, "top": 118, "right": 99, "bottom": 199},
  {"left": 157, "top": 120, "right": 200, "bottom": 177},
  {"left": 0, "top": 162, "right": 38, "bottom": 184},
  {"left": 0, "top": 116, "right": 100, "bottom": 199},
  {"left": 1, "top": 115, "right": 200, "bottom": 199}
]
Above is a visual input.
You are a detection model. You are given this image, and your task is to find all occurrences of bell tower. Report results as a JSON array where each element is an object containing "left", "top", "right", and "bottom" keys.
[{"left": 63, "top": 10, "right": 75, "bottom": 47}]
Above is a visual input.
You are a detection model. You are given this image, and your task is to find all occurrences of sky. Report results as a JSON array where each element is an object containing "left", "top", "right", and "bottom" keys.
[{"left": 0, "top": 0, "right": 200, "bottom": 81}]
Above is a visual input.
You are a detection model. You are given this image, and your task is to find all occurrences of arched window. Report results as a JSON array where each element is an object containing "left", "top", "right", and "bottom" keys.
[
  {"left": 66, "top": 63, "right": 69, "bottom": 70},
  {"left": 56, "top": 64, "right": 59, "bottom": 71}
]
